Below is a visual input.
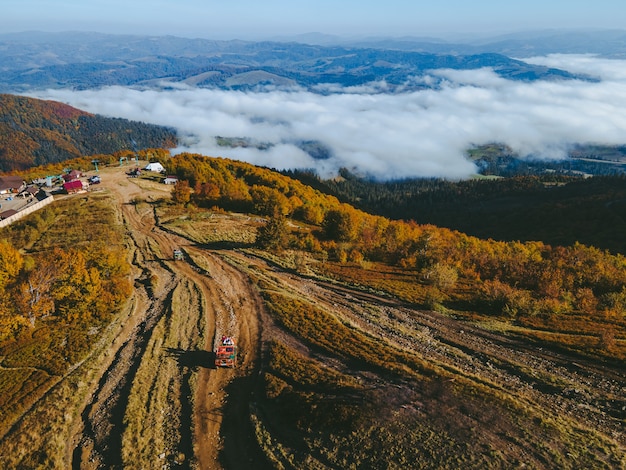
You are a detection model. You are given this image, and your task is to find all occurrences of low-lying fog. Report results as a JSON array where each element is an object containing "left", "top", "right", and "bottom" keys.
[{"left": 33, "top": 55, "right": 626, "bottom": 180}]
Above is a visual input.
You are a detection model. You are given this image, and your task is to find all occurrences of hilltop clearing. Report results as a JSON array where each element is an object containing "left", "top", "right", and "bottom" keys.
[
  {"left": 0, "top": 162, "right": 624, "bottom": 468},
  {"left": 64, "top": 166, "right": 265, "bottom": 469}
]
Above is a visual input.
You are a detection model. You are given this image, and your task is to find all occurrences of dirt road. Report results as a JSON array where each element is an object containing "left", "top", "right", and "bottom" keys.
[{"left": 70, "top": 166, "right": 264, "bottom": 469}]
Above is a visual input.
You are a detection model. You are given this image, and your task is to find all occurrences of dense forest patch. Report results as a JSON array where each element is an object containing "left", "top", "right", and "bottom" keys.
[
  {"left": 284, "top": 168, "right": 626, "bottom": 254},
  {"left": 0, "top": 94, "right": 176, "bottom": 171}
]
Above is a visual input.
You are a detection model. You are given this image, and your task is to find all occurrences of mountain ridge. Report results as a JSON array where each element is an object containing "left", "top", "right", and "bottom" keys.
[{"left": 0, "top": 31, "right": 589, "bottom": 93}]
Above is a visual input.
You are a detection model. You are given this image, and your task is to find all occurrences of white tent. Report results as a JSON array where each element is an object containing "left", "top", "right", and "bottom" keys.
[{"left": 144, "top": 162, "right": 165, "bottom": 173}]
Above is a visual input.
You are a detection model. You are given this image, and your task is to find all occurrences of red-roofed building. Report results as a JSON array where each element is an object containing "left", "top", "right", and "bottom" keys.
[
  {"left": 163, "top": 175, "right": 178, "bottom": 185},
  {"left": 63, "top": 180, "right": 84, "bottom": 194},
  {"left": 62, "top": 170, "right": 82, "bottom": 182}
]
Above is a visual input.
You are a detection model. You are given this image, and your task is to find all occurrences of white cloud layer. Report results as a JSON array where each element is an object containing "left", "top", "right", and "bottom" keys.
[{"left": 32, "top": 55, "right": 626, "bottom": 180}]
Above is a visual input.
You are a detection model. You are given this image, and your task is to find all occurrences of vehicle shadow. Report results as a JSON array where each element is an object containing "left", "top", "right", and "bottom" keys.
[
  {"left": 166, "top": 347, "right": 215, "bottom": 369},
  {"left": 219, "top": 375, "right": 274, "bottom": 470}
]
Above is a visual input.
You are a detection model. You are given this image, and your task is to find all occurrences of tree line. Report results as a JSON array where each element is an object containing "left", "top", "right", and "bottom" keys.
[{"left": 284, "top": 169, "right": 626, "bottom": 255}]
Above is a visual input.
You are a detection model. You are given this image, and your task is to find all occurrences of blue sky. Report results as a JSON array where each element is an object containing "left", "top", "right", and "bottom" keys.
[{"left": 3, "top": 0, "right": 626, "bottom": 40}]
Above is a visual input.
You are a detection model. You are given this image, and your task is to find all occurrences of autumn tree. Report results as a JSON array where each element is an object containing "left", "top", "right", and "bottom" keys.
[
  {"left": 0, "top": 241, "right": 27, "bottom": 338},
  {"left": 424, "top": 262, "right": 458, "bottom": 291},
  {"left": 322, "top": 207, "right": 360, "bottom": 242},
  {"left": 15, "top": 276, "right": 55, "bottom": 328},
  {"left": 250, "top": 185, "right": 290, "bottom": 217},
  {"left": 172, "top": 180, "right": 192, "bottom": 205},
  {"left": 14, "top": 252, "right": 57, "bottom": 327},
  {"left": 0, "top": 240, "right": 23, "bottom": 291},
  {"left": 256, "top": 215, "right": 290, "bottom": 251},
  {"left": 194, "top": 181, "right": 220, "bottom": 201},
  {"left": 295, "top": 202, "right": 325, "bottom": 225}
]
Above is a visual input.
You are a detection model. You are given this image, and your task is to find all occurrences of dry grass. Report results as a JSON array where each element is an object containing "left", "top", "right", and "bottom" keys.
[
  {"left": 0, "top": 299, "right": 136, "bottom": 468},
  {"left": 236, "top": 248, "right": 626, "bottom": 469},
  {"left": 158, "top": 207, "right": 259, "bottom": 246},
  {"left": 121, "top": 278, "right": 206, "bottom": 468}
]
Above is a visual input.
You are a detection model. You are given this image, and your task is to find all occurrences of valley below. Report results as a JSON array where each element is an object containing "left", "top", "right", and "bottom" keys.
[{"left": 0, "top": 164, "right": 624, "bottom": 469}]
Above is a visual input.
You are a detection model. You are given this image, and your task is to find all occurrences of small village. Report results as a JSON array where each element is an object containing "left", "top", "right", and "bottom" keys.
[
  {"left": 0, "top": 174, "right": 54, "bottom": 227},
  {"left": 0, "top": 161, "right": 176, "bottom": 227}
]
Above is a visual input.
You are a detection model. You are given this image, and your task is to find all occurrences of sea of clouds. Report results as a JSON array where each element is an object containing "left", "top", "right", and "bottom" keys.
[{"left": 32, "top": 54, "right": 626, "bottom": 180}]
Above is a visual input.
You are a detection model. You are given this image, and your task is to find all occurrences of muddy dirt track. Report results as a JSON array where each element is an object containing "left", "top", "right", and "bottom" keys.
[
  {"left": 70, "top": 168, "right": 265, "bottom": 469},
  {"left": 67, "top": 165, "right": 624, "bottom": 469}
]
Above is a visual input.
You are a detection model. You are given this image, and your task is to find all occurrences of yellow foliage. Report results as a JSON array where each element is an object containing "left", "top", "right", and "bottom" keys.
[{"left": 0, "top": 240, "right": 23, "bottom": 290}]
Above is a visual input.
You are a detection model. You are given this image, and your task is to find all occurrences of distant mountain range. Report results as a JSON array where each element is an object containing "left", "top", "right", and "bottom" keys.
[
  {"left": 0, "top": 31, "right": 597, "bottom": 93},
  {"left": 274, "top": 29, "right": 626, "bottom": 58},
  {"left": 0, "top": 94, "right": 176, "bottom": 171}
]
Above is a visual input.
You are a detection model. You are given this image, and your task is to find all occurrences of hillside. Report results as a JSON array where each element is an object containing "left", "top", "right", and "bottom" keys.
[
  {"left": 287, "top": 169, "right": 626, "bottom": 254},
  {"left": 0, "top": 94, "right": 177, "bottom": 171},
  {"left": 0, "top": 154, "right": 623, "bottom": 469}
]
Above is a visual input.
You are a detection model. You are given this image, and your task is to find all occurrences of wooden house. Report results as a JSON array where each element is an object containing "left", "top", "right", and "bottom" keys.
[
  {"left": 0, "top": 176, "right": 25, "bottom": 195},
  {"left": 162, "top": 175, "right": 178, "bottom": 185}
]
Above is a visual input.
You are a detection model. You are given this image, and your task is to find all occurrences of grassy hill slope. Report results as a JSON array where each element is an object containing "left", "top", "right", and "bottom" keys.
[{"left": 0, "top": 154, "right": 624, "bottom": 468}]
